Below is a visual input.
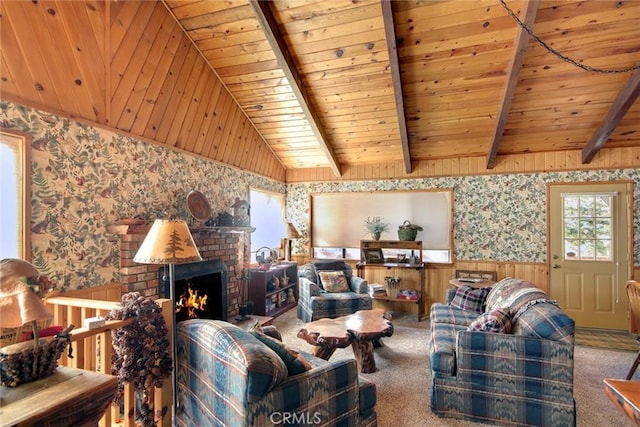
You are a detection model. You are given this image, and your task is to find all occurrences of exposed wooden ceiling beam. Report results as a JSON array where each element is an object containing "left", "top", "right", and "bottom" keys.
[
  {"left": 486, "top": 0, "right": 540, "bottom": 169},
  {"left": 381, "top": 0, "right": 411, "bottom": 174},
  {"left": 582, "top": 69, "right": 640, "bottom": 163},
  {"left": 249, "top": 0, "right": 342, "bottom": 177}
]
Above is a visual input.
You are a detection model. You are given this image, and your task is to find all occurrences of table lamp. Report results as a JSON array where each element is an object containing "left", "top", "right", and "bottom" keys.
[
  {"left": 133, "top": 219, "right": 202, "bottom": 422},
  {"left": 285, "top": 222, "right": 300, "bottom": 262}
]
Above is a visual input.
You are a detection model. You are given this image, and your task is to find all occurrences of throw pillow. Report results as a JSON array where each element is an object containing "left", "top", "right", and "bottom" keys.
[
  {"left": 449, "top": 285, "right": 491, "bottom": 313},
  {"left": 468, "top": 307, "right": 513, "bottom": 333},
  {"left": 318, "top": 270, "right": 349, "bottom": 293},
  {"left": 249, "top": 322, "right": 311, "bottom": 375}
]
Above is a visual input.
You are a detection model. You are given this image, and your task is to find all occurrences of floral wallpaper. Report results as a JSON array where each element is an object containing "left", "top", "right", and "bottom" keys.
[
  {"left": 1, "top": 101, "right": 284, "bottom": 291},
  {"left": 287, "top": 171, "right": 640, "bottom": 266},
  {"left": 2, "top": 100, "right": 639, "bottom": 293}
]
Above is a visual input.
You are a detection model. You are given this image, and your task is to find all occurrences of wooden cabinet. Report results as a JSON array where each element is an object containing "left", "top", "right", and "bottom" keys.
[
  {"left": 248, "top": 263, "right": 298, "bottom": 318},
  {"left": 357, "top": 240, "right": 425, "bottom": 321}
]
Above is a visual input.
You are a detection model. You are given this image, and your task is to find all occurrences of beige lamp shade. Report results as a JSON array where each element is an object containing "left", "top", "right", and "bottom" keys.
[
  {"left": 286, "top": 223, "right": 300, "bottom": 239},
  {"left": 134, "top": 219, "right": 202, "bottom": 264},
  {"left": 0, "top": 259, "right": 53, "bottom": 328}
]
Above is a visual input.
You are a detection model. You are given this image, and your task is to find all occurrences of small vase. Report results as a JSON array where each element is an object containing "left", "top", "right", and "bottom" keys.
[{"left": 372, "top": 232, "right": 381, "bottom": 241}]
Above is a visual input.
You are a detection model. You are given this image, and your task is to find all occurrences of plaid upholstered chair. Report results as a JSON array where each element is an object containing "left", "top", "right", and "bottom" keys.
[
  {"left": 176, "top": 319, "right": 377, "bottom": 426},
  {"left": 297, "top": 260, "right": 372, "bottom": 322}
]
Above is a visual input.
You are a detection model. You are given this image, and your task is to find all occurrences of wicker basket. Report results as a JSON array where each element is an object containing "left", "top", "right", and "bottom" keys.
[
  {"left": 397, "top": 220, "right": 422, "bottom": 241},
  {"left": 0, "top": 325, "right": 73, "bottom": 387}
]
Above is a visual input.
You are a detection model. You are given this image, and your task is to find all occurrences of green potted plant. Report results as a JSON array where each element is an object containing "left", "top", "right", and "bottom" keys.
[{"left": 365, "top": 216, "right": 388, "bottom": 240}]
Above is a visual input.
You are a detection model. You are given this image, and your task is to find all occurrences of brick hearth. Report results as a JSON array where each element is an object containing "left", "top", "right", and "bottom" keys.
[{"left": 107, "top": 223, "right": 251, "bottom": 319}]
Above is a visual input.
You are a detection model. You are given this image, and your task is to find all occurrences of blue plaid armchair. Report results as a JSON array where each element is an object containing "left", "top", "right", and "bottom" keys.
[
  {"left": 176, "top": 319, "right": 377, "bottom": 427},
  {"left": 297, "top": 261, "right": 372, "bottom": 322}
]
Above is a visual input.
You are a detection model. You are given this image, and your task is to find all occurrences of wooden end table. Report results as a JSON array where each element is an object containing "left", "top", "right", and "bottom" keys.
[
  {"left": 0, "top": 366, "right": 117, "bottom": 426},
  {"left": 449, "top": 278, "right": 497, "bottom": 289},
  {"left": 604, "top": 378, "right": 640, "bottom": 424},
  {"left": 297, "top": 309, "right": 393, "bottom": 373}
]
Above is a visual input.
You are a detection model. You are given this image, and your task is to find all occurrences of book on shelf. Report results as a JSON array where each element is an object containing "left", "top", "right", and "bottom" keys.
[
  {"left": 397, "top": 288, "right": 419, "bottom": 300},
  {"left": 368, "top": 283, "right": 387, "bottom": 297}
]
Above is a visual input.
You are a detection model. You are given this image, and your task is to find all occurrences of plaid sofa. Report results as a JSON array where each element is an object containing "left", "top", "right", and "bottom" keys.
[
  {"left": 176, "top": 319, "right": 377, "bottom": 427},
  {"left": 429, "top": 278, "right": 576, "bottom": 426},
  {"left": 297, "top": 261, "right": 372, "bottom": 322}
]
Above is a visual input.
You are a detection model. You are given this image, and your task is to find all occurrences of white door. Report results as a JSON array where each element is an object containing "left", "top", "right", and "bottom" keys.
[{"left": 549, "top": 183, "right": 631, "bottom": 330}]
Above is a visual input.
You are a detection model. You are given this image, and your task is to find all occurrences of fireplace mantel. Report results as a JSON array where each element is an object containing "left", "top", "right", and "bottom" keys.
[{"left": 107, "top": 223, "right": 255, "bottom": 236}]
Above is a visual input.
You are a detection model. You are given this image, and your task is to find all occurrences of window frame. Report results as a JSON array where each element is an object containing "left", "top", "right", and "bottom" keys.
[
  {"left": 0, "top": 128, "right": 31, "bottom": 259},
  {"left": 249, "top": 187, "right": 285, "bottom": 263}
]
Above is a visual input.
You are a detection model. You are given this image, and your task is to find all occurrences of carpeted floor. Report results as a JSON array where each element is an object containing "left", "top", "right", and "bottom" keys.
[
  {"left": 575, "top": 327, "right": 638, "bottom": 352},
  {"left": 273, "top": 309, "right": 637, "bottom": 427}
]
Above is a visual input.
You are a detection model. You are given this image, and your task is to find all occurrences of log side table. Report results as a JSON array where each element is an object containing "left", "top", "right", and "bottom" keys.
[
  {"left": 297, "top": 317, "right": 352, "bottom": 360},
  {"left": 298, "top": 308, "right": 394, "bottom": 373}
]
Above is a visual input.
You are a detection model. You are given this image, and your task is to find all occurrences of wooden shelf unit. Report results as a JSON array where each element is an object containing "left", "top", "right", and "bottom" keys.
[
  {"left": 248, "top": 263, "right": 298, "bottom": 318},
  {"left": 357, "top": 240, "right": 425, "bottom": 321}
]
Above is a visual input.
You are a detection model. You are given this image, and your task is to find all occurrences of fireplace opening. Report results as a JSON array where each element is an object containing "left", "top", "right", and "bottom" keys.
[{"left": 160, "top": 260, "right": 228, "bottom": 322}]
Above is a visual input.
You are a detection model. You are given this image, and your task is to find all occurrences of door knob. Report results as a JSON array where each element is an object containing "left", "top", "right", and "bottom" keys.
[{"left": 551, "top": 264, "right": 560, "bottom": 269}]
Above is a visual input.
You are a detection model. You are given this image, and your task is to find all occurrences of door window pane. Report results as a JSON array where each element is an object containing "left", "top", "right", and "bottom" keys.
[{"left": 562, "top": 194, "right": 613, "bottom": 261}]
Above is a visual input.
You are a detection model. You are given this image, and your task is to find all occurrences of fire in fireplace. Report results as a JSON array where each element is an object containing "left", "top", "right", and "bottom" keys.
[
  {"left": 176, "top": 285, "right": 209, "bottom": 320},
  {"left": 159, "top": 259, "right": 228, "bottom": 322}
]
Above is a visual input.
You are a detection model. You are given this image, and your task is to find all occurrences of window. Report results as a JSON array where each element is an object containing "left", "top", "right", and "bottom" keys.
[
  {"left": 310, "top": 190, "right": 453, "bottom": 262},
  {"left": 562, "top": 193, "right": 614, "bottom": 261},
  {"left": 249, "top": 188, "right": 285, "bottom": 263},
  {"left": 0, "top": 130, "right": 30, "bottom": 259}
]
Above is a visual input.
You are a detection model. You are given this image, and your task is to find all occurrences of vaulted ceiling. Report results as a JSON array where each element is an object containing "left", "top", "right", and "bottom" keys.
[{"left": 1, "top": 0, "right": 639, "bottom": 181}]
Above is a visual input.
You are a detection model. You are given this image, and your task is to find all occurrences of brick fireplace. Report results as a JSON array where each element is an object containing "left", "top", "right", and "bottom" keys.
[{"left": 107, "top": 223, "right": 251, "bottom": 320}]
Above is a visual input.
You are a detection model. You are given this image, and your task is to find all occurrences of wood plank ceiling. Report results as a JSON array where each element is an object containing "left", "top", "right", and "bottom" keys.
[
  {"left": 166, "top": 0, "right": 640, "bottom": 175},
  {"left": 1, "top": 0, "right": 639, "bottom": 181}
]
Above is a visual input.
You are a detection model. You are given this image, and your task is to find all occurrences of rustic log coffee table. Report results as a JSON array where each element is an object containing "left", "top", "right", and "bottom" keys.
[{"left": 297, "top": 308, "right": 393, "bottom": 373}]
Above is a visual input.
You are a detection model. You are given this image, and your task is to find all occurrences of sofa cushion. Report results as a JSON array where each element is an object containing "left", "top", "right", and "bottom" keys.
[
  {"left": 484, "top": 278, "right": 548, "bottom": 313},
  {"left": 313, "top": 261, "right": 353, "bottom": 287},
  {"left": 513, "top": 302, "right": 575, "bottom": 345},
  {"left": 249, "top": 323, "right": 311, "bottom": 375},
  {"left": 318, "top": 270, "right": 350, "bottom": 293},
  {"left": 449, "top": 285, "right": 491, "bottom": 313},
  {"left": 430, "top": 303, "right": 479, "bottom": 326},
  {"left": 468, "top": 307, "right": 513, "bottom": 333}
]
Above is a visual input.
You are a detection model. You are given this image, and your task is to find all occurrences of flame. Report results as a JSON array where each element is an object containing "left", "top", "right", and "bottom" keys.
[{"left": 176, "top": 286, "right": 208, "bottom": 319}]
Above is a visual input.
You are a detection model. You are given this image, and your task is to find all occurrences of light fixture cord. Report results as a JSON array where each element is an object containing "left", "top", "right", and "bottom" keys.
[{"left": 500, "top": 0, "right": 640, "bottom": 74}]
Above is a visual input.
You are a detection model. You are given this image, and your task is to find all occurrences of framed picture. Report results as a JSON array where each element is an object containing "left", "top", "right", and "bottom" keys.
[{"left": 363, "top": 248, "right": 384, "bottom": 263}]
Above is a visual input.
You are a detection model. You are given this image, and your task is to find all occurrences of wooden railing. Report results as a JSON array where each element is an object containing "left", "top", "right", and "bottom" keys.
[{"left": 44, "top": 294, "right": 173, "bottom": 427}]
